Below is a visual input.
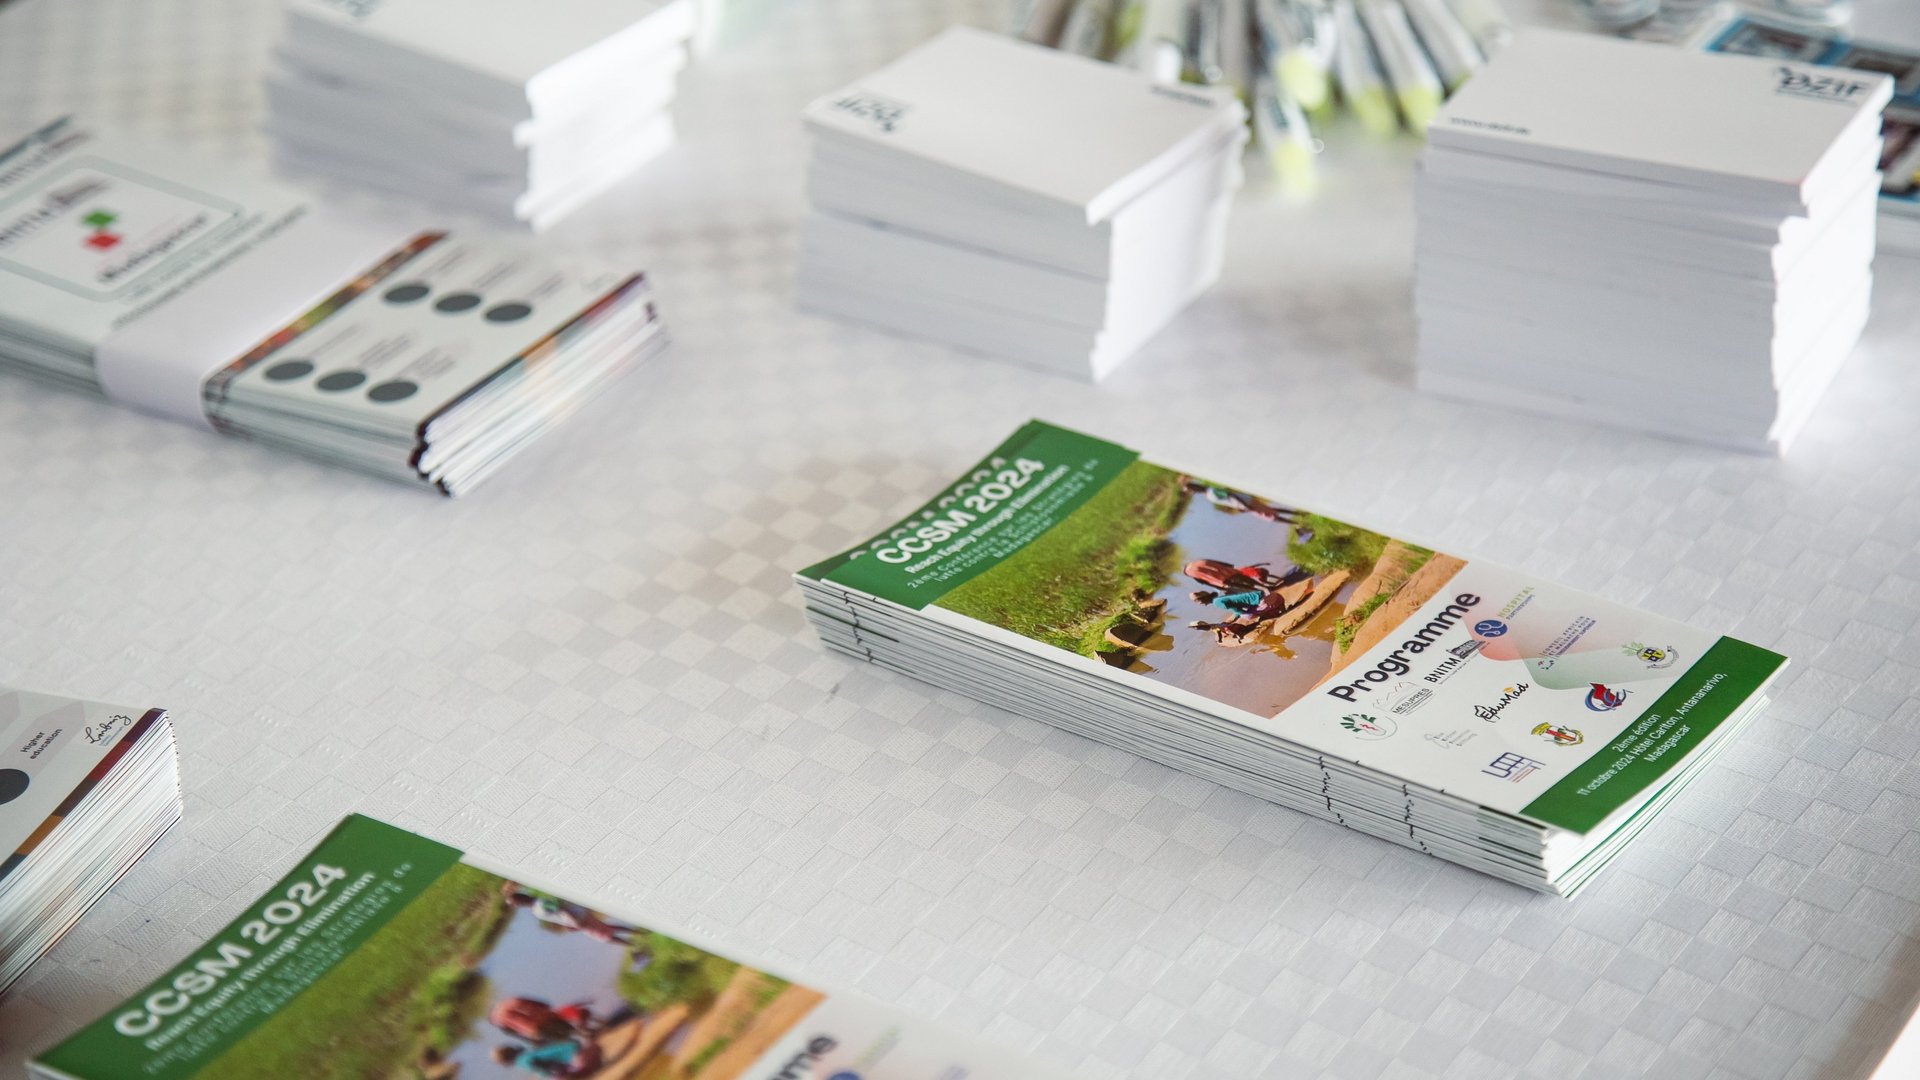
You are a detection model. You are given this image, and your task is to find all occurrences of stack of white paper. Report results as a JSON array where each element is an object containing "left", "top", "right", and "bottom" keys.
[
  {"left": 1414, "top": 30, "right": 1892, "bottom": 454},
  {"left": 0, "top": 118, "right": 667, "bottom": 495},
  {"left": 797, "top": 27, "right": 1248, "bottom": 381},
  {"left": 795, "top": 421, "right": 1789, "bottom": 897},
  {"left": 267, "top": 0, "right": 697, "bottom": 229},
  {"left": 0, "top": 686, "right": 180, "bottom": 995}
]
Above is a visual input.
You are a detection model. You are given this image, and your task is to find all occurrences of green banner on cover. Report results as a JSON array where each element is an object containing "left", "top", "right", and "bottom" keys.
[
  {"left": 38, "top": 815, "right": 463, "bottom": 1080},
  {"left": 1521, "top": 636, "right": 1785, "bottom": 834},
  {"left": 799, "top": 419, "right": 1139, "bottom": 609}
]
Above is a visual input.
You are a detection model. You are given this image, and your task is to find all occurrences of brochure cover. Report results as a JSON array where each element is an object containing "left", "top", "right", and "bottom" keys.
[
  {"left": 33, "top": 815, "right": 1058, "bottom": 1080},
  {"left": 799, "top": 421, "right": 1785, "bottom": 836}
]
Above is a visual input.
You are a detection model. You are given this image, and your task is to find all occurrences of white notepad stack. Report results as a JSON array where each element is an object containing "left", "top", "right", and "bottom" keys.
[
  {"left": 1413, "top": 30, "right": 1892, "bottom": 454},
  {"left": 0, "top": 687, "right": 180, "bottom": 995},
  {"left": 268, "top": 0, "right": 697, "bottom": 229},
  {"left": 797, "top": 27, "right": 1248, "bottom": 381}
]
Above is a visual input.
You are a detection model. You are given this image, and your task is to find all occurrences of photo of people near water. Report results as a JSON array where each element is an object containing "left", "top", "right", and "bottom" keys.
[
  {"left": 937, "top": 461, "right": 1466, "bottom": 717},
  {"left": 201, "top": 864, "right": 824, "bottom": 1080}
]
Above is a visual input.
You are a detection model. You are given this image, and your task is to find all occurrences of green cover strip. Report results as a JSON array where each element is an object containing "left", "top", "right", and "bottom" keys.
[
  {"left": 39, "top": 815, "right": 462, "bottom": 1080},
  {"left": 798, "top": 419, "right": 1139, "bottom": 610},
  {"left": 1521, "top": 636, "right": 1785, "bottom": 834}
]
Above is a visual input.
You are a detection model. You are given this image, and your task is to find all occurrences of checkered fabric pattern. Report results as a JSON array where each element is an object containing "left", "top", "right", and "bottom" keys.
[{"left": 2, "top": 1, "right": 1918, "bottom": 1077}]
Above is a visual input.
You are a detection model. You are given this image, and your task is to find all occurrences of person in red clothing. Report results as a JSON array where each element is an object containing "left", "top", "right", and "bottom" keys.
[
  {"left": 1183, "top": 558, "right": 1280, "bottom": 592},
  {"left": 489, "top": 997, "right": 598, "bottom": 1044}
]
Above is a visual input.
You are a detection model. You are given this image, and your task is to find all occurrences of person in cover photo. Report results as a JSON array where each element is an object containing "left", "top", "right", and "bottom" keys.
[
  {"left": 501, "top": 881, "right": 640, "bottom": 944},
  {"left": 490, "top": 996, "right": 606, "bottom": 1043},
  {"left": 1183, "top": 558, "right": 1283, "bottom": 592},
  {"left": 1176, "top": 476, "right": 1303, "bottom": 525},
  {"left": 491, "top": 1038, "right": 604, "bottom": 1078}
]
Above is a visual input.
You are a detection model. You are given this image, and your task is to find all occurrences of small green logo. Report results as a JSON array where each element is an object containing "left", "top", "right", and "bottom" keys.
[
  {"left": 81, "top": 209, "right": 121, "bottom": 251},
  {"left": 1340, "top": 713, "right": 1396, "bottom": 739}
]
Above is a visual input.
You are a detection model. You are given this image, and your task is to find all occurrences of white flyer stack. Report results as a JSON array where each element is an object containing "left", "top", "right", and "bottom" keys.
[
  {"left": 267, "top": 0, "right": 697, "bottom": 229},
  {"left": 796, "top": 27, "right": 1247, "bottom": 381},
  {"left": 0, "top": 687, "right": 180, "bottom": 996},
  {"left": 0, "top": 118, "right": 667, "bottom": 495},
  {"left": 1413, "top": 30, "right": 1892, "bottom": 454},
  {"left": 796, "top": 421, "right": 1788, "bottom": 896}
]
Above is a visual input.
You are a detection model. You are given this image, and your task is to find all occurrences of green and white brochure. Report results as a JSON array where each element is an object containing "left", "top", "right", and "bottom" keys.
[
  {"left": 797, "top": 420, "right": 1786, "bottom": 872},
  {"left": 33, "top": 815, "right": 1057, "bottom": 1080}
]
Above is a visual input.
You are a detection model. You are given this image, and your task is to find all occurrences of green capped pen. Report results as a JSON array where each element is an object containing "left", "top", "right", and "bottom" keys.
[
  {"left": 1183, "top": 0, "right": 1226, "bottom": 86},
  {"left": 1401, "top": 0, "right": 1481, "bottom": 92},
  {"left": 1332, "top": 0, "right": 1397, "bottom": 136},
  {"left": 1253, "top": 70, "right": 1320, "bottom": 194},
  {"left": 1252, "top": 0, "right": 1337, "bottom": 113},
  {"left": 1357, "top": 0, "right": 1442, "bottom": 132},
  {"left": 1116, "top": 0, "right": 1190, "bottom": 82}
]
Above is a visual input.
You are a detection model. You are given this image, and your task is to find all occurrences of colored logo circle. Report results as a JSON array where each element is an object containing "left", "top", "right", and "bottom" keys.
[
  {"left": 1340, "top": 713, "right": 1397, "bottom": 740},
  {"left": 1474, "top": 619, "right": 1508, "bottom": 638}
]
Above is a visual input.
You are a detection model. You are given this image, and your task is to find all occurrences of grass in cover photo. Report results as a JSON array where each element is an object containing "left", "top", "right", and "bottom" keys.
[
  {"left": 937, "top": 462, "right": 1465, "bottom": 716},
  {"left": 198, "top": 865, "right": 823, "bottom": 1080}
]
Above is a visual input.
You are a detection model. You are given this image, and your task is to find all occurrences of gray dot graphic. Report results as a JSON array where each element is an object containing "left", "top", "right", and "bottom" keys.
[
  {"left": 434, "top": 292, "right": 483, "bottom": 313},
  {"left": 316, "top": 371, "right": 367, "bottom": 392},
  {"left": 485, "top": 301, "right": 533, "bottom": 323},
  {"left": 0, "top": 768, "right": 27, "bottom": 805},
  {"left": 368, "top": 380, "right": 419, "bottom": 403},
  {"left": 383, "top": 282, "right": 430, "bottom": 304},
  {"left": 264, "top": 359, "right": 314, "bottom": 381}
]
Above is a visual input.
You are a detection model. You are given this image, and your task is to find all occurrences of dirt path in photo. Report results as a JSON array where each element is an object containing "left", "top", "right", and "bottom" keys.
[
  {"left": 1320, "top": 553, "right": 1468, "bottom": 682},
  {"left": 676, "top": 981, "right": 827, "bottom": 1078},
  {"left": 592, "top": 1004, "right": 691, "bottom": 1079}
]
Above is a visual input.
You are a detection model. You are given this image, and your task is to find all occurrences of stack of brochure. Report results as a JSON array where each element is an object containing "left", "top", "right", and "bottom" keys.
[
  {"left": 1413, "top": 29, "right": 1891, "bottom": 454},
  {"left": 31, "top": 815, "right": 1067, "bottom": 1080},
  {"left": 1, "top": 686, "right": 179, "bottom": 995},
  {"left": 267, "top": 0, "right": 696, "bottom": 228},
  {"left": 796, "top": 26, "right": 1247, "bottom": 381},
  {"left": 794, "top": 420, "right": 1787, "bottom": 896},
  {"left": 0, "top": 118, "right": 666, "bottom": 495}
]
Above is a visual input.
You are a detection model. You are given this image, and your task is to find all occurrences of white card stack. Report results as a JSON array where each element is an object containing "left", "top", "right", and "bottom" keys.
[
  {"left": 268, "top": 0, "right": 697, "bottom": 229},
  {"left": 0, "top": 118, "right": 666, "bottom": 495},
  {"left": 1414, "top": 30, "right": 1893, "bottom": 454},
  {"left": 0, "top": 687, "right": 180, "bottom": 995},
  {"left": 797, "top": 27, "right": 1248, "bottom": 381}
]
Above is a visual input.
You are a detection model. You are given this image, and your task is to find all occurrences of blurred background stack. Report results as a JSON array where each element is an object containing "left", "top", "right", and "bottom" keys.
[
  {"left": 796, "top": 27, "right": 1247, "bottom": 380},
  {"left": 1010, "top": 0, "right": 1896, "bottom": 204},
  {"left": 266, "top": 0, "right": 699, "bottom": 229}
]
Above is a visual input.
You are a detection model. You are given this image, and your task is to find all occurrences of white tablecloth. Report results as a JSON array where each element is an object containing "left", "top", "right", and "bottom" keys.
[{"left": 3, "top": 1, "right": 1919, "bottom": 1077}]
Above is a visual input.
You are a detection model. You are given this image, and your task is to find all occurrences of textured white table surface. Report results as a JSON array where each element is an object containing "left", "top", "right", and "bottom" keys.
[{"left": 3, "top": 1, "right": 1920, "bottom": 1077}]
